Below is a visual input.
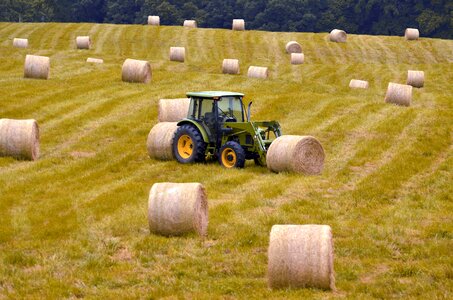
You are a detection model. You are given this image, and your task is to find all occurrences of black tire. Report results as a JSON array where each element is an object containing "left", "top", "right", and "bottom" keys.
[
  {"left": 218, "top": 141, "right": 246, "bottom": 168},
  {"left": 172, "top": 124, "right": 207, "bottom": 164}
]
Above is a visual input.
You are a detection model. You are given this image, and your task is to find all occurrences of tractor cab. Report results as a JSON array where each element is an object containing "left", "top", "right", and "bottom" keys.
[
  {"left": 173, "top": 91, "right": 282, "bottom": 168},
  {"left": 186, "top": 91, "right": 245, "bottom": 142}
]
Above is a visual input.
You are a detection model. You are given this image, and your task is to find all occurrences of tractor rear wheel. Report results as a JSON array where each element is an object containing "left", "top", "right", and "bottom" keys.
[
  {"left": 219, "top": 141, "right": 245, "bottom": 168},
  {"left": 173, "top": 124, "right": 206, "bottom": 163}
]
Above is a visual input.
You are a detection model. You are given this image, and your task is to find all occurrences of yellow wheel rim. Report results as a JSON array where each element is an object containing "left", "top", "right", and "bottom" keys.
[
  {"left": 177, "top": 135, "right": 193, "bottom": 159},
  {"left": 221, "top": 148, "right": 237, "bottom": 168}
]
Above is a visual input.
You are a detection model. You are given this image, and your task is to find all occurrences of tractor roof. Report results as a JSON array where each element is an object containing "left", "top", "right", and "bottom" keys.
[{"left": 186, "top": 91, "right": 244, "bottom": 98}]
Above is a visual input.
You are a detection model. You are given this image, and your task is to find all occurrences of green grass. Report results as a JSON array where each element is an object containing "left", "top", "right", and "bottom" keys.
[{"left": 0, "top": 22, "right": 452, "bottom": 298}]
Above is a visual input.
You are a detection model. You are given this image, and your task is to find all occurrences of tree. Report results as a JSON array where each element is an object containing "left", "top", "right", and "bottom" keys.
[
  {"left": 72, "top": 0, "right": 106, "bottom": 23},
  {"left": 0, "top": 0, "right": 53, "bottom": 22},
  {"left": 0, "top": 0, "right": 451, "bottom": 39},
  {"left": 203, "top": 0, "right": 235, "bottom": 28},
  {"left": 104, "top": 0, "right": 140, "bottom": 24}
]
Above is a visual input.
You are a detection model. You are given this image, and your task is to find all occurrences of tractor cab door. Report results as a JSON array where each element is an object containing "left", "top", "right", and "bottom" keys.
[
  {"left": 190, "top": 97, "right": 216, "bottom": 142},
  {"left": 201, "top": 99, "right": 217, "bottom": 139}
]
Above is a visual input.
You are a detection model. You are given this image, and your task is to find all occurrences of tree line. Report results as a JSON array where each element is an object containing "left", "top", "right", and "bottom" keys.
[{"left": 0, "top": 0, "right": 451, "bottom": 39}]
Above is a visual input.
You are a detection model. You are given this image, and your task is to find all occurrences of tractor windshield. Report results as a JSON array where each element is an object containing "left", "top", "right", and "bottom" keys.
[{"left": 217, "top": 96, "right": 244, "bottom": 122}]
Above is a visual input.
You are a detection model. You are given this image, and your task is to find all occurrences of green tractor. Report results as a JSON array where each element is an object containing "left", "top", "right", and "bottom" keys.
[{"left": 172, "top": 91, "right": 282, "bottom": 168}]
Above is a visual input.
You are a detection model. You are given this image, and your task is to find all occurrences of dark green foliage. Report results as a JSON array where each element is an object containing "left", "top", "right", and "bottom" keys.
[
  {"left": 0, "top": 0, "right": 54, "bottom": 22},
  {"left": 0, "top": 0, "right": 451, "bottom": 38},
  {"left": 104, "top": 0, "right": 140, "bottom": 24},
  {"left": 72, "top": 0, "right": 106, "bottom": 23}
]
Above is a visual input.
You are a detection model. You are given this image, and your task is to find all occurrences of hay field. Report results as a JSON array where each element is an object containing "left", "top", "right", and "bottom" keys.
[{"left": 0, "top": 22, "right": 452, "bottom": 298}]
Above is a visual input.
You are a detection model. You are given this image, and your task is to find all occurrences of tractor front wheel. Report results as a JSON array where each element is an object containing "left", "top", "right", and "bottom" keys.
[
  {"left": 219, "top": 141, "right": 245, "bottom": 168},
  {"left": 173, "top": 124, "right": 206, "bottom": 164}
]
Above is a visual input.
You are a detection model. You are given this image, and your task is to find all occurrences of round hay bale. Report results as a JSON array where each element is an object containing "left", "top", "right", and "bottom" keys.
[
  {"left": 158, "top": 98, "right": 191, "bottom": 122},
  {"left": 183, "top": 20, "right": 197, "bottom": 28},
  {"left": 384, "top": 82, "right": 412, "bottom": 107},
  {"left": 146, "top": 122, "right": 178, "bottom": 160},
  {"left": 247, "top": 66, "right": 268, "bottom": 79},
  {"left": 148, "top": 15, "right": 160, "bottom": 25},
  {"left": 329, "top": 29, "right": 347, "bottom": 43},
  {"left": 86, "top": 57, "right": 103, "bottom": 64},
  {"left": 267, "top": 135, "right": 325, "bottom": 175},
  {"left": 290, "top": 53, "right": 304, "bottom": 65},
  {"left": 13, "top": 38, "right": 28, "bottom": 48},
  {"left": 0, "top": 119, "right": 39, "bottom": 161},
  {"left": 169, "top": 47, "right": 186, "bottom": 62},
  {"left": 268, "top": 224, "right": 335, "bottom": 290},
  {"left": 405, "top": 28, "right": 419, "bottom": 40},
  {"left": 121, "top": 58, "right": 151, "bottom": 83},
  {"left": 285, "top": 41, "right": 302, "bottom": 54},
  {"left": 148, "top": 182, "right": 208, "bottom": 237},
  {"left": 76, "top": 36, "right": 91, "bottom": 49},
  {"left": 406, "top": 70, "right": 424, "bottom": 88},
  {"left": 232, "top": 19, "right": 245, "bottom": 31},
  {"left": 349, "top": 79, "right": 369, "bottom": 89},
  {"left": 24, "top": 54, "right": 50, "bottom": 80},
  {"left": 222, "top": 59, "right": 240, "bottom": 74}
]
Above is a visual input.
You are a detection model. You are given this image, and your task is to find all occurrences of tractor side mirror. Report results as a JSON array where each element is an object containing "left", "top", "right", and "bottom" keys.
[{"left": 247, "top": 101, "right": 253, "bottom": 121}]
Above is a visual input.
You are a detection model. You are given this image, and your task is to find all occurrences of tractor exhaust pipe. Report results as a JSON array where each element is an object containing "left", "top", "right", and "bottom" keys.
[{"left": 247, "top": 101, "right": 253, "bottom": 121}]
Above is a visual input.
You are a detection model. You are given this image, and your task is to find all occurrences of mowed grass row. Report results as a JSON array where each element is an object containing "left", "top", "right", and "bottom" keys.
[{"left": 0, "top": 22, "right": 452, "bottom": 298}]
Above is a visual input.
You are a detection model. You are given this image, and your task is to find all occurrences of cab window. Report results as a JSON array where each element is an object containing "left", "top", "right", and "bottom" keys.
[
  {"left": 218, "top": 97, "right": 243, "bottom": 121},
  {"left": 200, "top": 99, "right": 214, "bottom": 117},
  {"left": 188, "top": 98, "right": 196, "bottom": 118},
  {"left": 189, "top": 97, "right": 215, "bottom": 119}
]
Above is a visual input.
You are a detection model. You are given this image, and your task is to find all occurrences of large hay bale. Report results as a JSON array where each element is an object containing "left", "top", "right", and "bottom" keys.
[
  {"left": 268, "top": 225, "right": 335, "bottom": 290},
  {"left": 405, "top": 28, "right": 419, "bottom": 40},
  {"left": 247, "top": 66, "right": 269, "bottom": 79},
  {"left": 183, "top": 20, "right": 197, "bottom": 28},
  {"left": 384, "top": 82, "right": 412, "bottom": 107},
  {"left": 169, "top": 47, "right": 186, "bottom": 62},
  {"left": 232, "top": 19, "right": 245, "bottom": 31},
  {"left": 147, "top": 122, "right": 178, "bottom": 160},
  {"left": 267, "top": 135, "right": 325, "bottom": 175},
  {"left": 13, "top": 38, "right": 28, "bottom": 48},
  {"left": 158, "top": 98, "right": 190, "bottom": 122},
  {"left": 121, "top": 59, "right": 151, "bottom": 83},
  {"left": 24, "top": 54, "right": 50, "bottom": 80},
  {"left": 285, "top": 41, "right": 302, "bottom": 54},
  {"left": 222, "top": 59, "right": 240, "bottom": 74},
  {"left": 86, "top": 57, "right": 103, "bottom": 64},
  {"left": 291, "top": 53, "right": 304, "bottom": 65},
  {"left": 148, "top": 182, "right": 208, "bottom": 237},
  {"left": 349, "top": 79, "right": 369, "bottom": 89},
  {"left": 76, "top": 36, "right": 91, "bottom": 49},
  {"left": 329, "top": 29, "right": 347, "bottom": 43},
  {"left": 0, "top": 119, "right": 39, "bottom": 161},
  {"left": 148, "top": 15, "right": 160, "bottom": 25},
  {"left": 406, "top": 70, "right": 424, "bottom": 88}
]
